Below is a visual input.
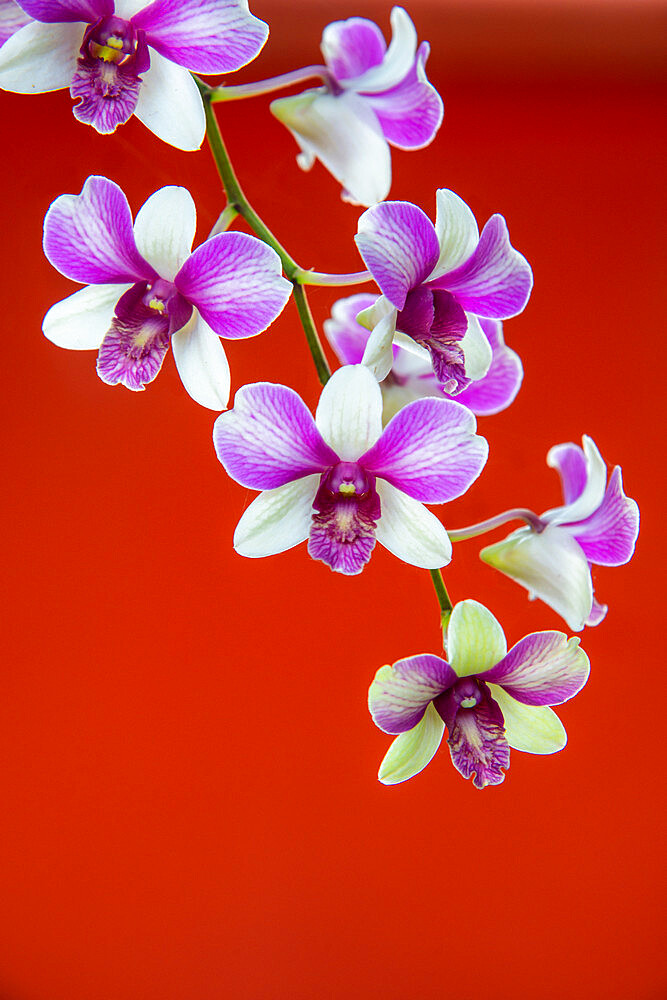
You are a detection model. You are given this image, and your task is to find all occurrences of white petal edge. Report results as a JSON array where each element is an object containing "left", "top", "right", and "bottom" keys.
[
  {"left": 544, "top": 435, "right": 607, "bottom": 526},
  {"left": 446, "top": 599, "right": 507, "bottom": 677},
  {"left": 233, "top": 475, "right": 319, "bottom": 558},
  {"left": 134, "top": 50, "right": 205, "bottom": 151},
  {"left": 361, "top": 309, "right": 397, "bottom": 381},
  {"left": 171, "top": 312, "right": 230, "bottom": 411},
  {"left": 429, "top": 188, "right": 480, "bottom": 280},
  {"left": 378, "top": 702, "right": 445, "bottom": 784},
  {"left": 350, "top": 6, "right": 417, "bottom": 94},
  {"left": 0, "top": 20, "right": 81, "bottom": 93},
  {"left": 488, "top": 685, "right": 567, "bottom": 754},
  {"left": 315, "top": 364, "right": 383, "bottom": 461},
  {"left": 42, "top": 282, "right": 129, "bottom": 350},
  {"left": 133, "top": 186, "right": 196, "bottom": 282},
  {"left": 460, "top": 313, "right": 493, "bottom": 381},
  {"left": 375, "top": 480, "right": 452, "bottom": 568}
]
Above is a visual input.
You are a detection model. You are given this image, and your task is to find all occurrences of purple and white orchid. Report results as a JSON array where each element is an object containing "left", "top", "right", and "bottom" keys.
[
  {"left": 270, "top": 6, "right": 443, "bottom": 206},
  {"left": 369, "top": 599, "right": 590, "bottom": 788},
  {"left": 324, "top": 292, "right": 523, "bottom": 423},
  {"left": 481, "top": 436, "right": 640, "bottom": 631},
  {"left": 42, "top": 175, "right": 292, "bottom": 409},
  {"left": 0, "top": 0, "right": 268, "bottom": 149},
  {"left": 0, "top": 0, "right": 30, "bottom": 46},
  {"left": 354, "top": 188, "right": 532, "bottom": 395},
  {"left": 213, "top": 364, "right": 488, "bottom": 575}
]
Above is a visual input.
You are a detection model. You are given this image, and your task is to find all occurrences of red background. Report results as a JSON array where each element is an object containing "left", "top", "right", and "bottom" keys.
[{"left": 0, "top": 2, "right": 665, "bottom": 997}]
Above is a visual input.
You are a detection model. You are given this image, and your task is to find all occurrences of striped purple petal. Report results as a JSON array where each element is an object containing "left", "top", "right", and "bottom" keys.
[
  {"left": 446, "top": 694, "right": 510, "bottom": 789},
  {"left": 451, "top": 318, "right": 523, "bottom": 415},
  {"left": 484, "top": 632, "right": 590, "bottom": 706},
  {"left": 570, "top": 467, "right": 640, "bottom": 566},
  {"left": 213, "top": 382, "right": 338, "bottom": 490},
  {"left": 547, "top": 441, "right": 589, "bottom": 505},
  {"left": 43, "top": 175, "right": 152, "bottom": 285},
  {"left": 365, "top": 42, "right": 443, "bottom": 150},
  {"left": 368, "top": 655, "right": 457, "bottom": 734},
  {"left": 0, "top": 1, "right": 32, "bottom": 46},
  {"left": 321, "top": 15, "right": 385, "bottom": 82},
  {"left": 16, "top": 0, "right": 110, "bottom": 21}
]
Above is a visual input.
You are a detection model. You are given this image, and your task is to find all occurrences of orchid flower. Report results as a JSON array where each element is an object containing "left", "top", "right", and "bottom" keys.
[
  {"left": 270, "top": 6, "right": 443, "bottom": 207},
  {"left": 480, "top": 436, "right": 640, "bottom": 631},
  {"left": 354, "top": 189, "right": 532, "bottom": 395},
  {"left": 213, "top": 365, "right": 488, "bottom": 575},
  {"left": 0, "top": 0, "right": 268, "bottom": 149},
  {"left": 324, "top": 293, "right": 523, "bottom": 423},
  {"left": 42, "top": 175, "right": 292, "bottom": 409},
  {"left": 369, "top": 599, "right": 590, "bottom": 789},
  {"left": 0, "top": 0, "right": 30, "bottom": 46}
]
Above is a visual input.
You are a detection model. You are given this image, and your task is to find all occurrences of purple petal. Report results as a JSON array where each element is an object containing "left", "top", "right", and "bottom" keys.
[
  {"left": 321, "top": 15, "right": 385, "bottom": 81},
  {"left": 368, "top": 655, "right": 456, "bottom": 734},
  {"left": 546, "top": 441, "right": 588, "bottom": 506},
  {"left": 175, "top": 232, "right": 291, "bottom": 339},
  {"left": 308, "top": 475, "right": 380, "bottom": 576},
  {"left": 451, "top": 318, "right": 523, "bottom": 415},
  {"left": 323, "top": 293, "right": 377, "bottom": 366},
  {"left": 43, "top": 175, "right": 152, "bottom": 285},
  {"left": 570, "top": 467, "right": 640, "bottom": 566},
  {"left": 360, "top": 396, "right": 488, "bottom": 503},
  {"left": 586, "top": 595, "right": 608, "bottom": 627},
  {"left": 133, "top": 0, "right": 268, "bottom": 74},
  {"left": 429, "top": 214, "right": 533, "bottom": 319},
  {"left": 70, "top": 47, "right": 143, "bottom": 133},
  {"left": 95, "top": 281, "right": 171, "bottom": 391},
  {"left": 365, "top": 42, "right": 443, "bottom": 150},
  {"left": 396, "top": 285, "right": 434, "bottom": 339},
  {"left": 355, "top": 201, "right": 440, "bottom": 310},
  {"left": 484, "top": 632, "right": 590, "bottom": 706},
  {"left": 213, "top": 382, "right": 339, "bottom": 490},
  {"left": 445, "top": 694, "right": 510, "bottom": 789},
  {"left": 16, "top": 0, "right": 110, "bottom": 21},
  {"left": 0, "top": 1, "right": 32, "bottom": 46}
]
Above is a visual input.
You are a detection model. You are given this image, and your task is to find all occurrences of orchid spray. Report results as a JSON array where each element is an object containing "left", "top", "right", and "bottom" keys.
[{"left": 2, "top": 2, "right": 639, "bottom": 791}]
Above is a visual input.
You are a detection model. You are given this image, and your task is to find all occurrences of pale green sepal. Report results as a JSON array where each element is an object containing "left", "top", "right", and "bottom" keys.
[
  {"left": 356, "top": 294, "right": 393, "bottom": 331},
  {"left": 361, "top": 311, "right": 397, "bottom": 381},
  {"left": 488, "top": 685, "right": 567, "bottom": 754},
  {"left": 378, "top": 703, "right": 445, "bottom": 784},
  {"left": 447, "top": 599, "right": 507, "bottom": 677}
]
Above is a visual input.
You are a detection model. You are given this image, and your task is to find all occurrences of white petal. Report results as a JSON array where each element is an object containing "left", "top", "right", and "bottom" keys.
[
  {"left": 233, "top": 476, "right": 319, "bottom": 558},
  {"left": 114, "top": 0, "right": 146, "bottom": 17},
  {"left": 350, "top": 7, "right": 417, "bottom": 94},
  {"left": 378, "top": 703, "right": 445, "bottom": 784},
  {"left": 488, "top": 685, "right": 567, "bottom": 754},
  {"left": 0, "top": 21, "right": 81, "bottom": 93},
  {"left": 42, "top": 282, "right": 129, "bottom": 350},
  {"left": 133, "top": 186, "right": 196, "bottom": 281},
  {"left": 446, "top": 599, "right": 507, "bottom": 677},
  {"left": 429, "top": 188, "right": 480, "bottom": 279},
  {"left": 171, "top": 312, "right": 230, "bottom": 411},
  {"left": 134, "top": 50, "right": 205, "bottom": 151},
  {"left": 460, "top": 312, "right": 493, "bottom": 381},
  {"left": 375, "top": 480, "right": 452, "bottom": 568},
  {"left": 361, "top": 310, "right": 397, "bottom": 381},
  {"left": 544, "top": 435, "right": 607, "bottom": 525},
  {"left": 315, "top": 364, "right": 383, "bottom": 460}
]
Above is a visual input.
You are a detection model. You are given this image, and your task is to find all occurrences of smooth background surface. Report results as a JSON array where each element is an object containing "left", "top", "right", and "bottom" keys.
[{"left": 0, "top": 2, "right": 665, "bottom": 997}]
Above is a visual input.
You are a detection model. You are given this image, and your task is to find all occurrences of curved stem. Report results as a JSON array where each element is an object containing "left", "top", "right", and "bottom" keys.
[
  {"left": 211, "top": 65, "right": 335, "bottom": 103},
  {"left": 447, "top": 508, "right": 545, "bottom": 543},
  {"left": 294, "top": 268, "right": 372, "bottom": 287},
  {"left": 292, "top": 284, "right": 331, "bottom": 386},
  {"left": 429, "top": 568, "right": 453, "bottom": 634}
]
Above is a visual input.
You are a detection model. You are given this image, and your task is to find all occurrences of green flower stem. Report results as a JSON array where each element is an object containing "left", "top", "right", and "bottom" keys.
[
  {"left": 429, "top": 568, "right": 453, "bottom": 633},
  {"left": 202, "top": 94, "right": 331, "bottom": 385},
  {"left": 210, "top": 65, "right": 334, "bottom": 103},
  {"left": 447, "top": 508, "right": 544, "bottom": 542},
  {"left": 294, "top": 268, "right": 372, "bottom": 287}
]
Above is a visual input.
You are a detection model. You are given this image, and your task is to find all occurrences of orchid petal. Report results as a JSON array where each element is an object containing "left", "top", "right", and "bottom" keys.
[
  {"left": 587, "top": 596, "right": 608, "bottom": 627},
  {"left": 323, "top": 293, "right": 377, "bottom": 366},
  {"left": 0, "top": 1, "right": 32, "bottom": 47},
  {"left": 43, "top": 175, "right": 150, "bottom": 285},
  {"left": 0, "top": 19, "right": 80, "bottom": 92},
  {"left": 453, "top": 319, "right": 523, "bottom": 415},
  {"left": 487, "top": 685, "right": 567, "bottom": 754},
  {"left": 233, "top": 476, "right": 319, "bottom": 558},
  {"left": 42, "top": 281, "right": 128, "bottom": 350},
  {"left": 361, "top": 396, "right": 488, "bottom": 502},
  {"left": 545, "top": 435, "right": 607, "bottom": 525},
  {"left": 374, "top": 481, "right": 452, "bottom": 568},
  {"left": 321, "top": 15, "right": 386, "bottom": 82},
  {"left": 430, "top": 188, "right": 479, "bottom": 279},
  {"left": 175, "top": 232, "right": 291, "bottom": 339},
  {"left": 355, "top": 200, "right": 439, "bottom": 309},
  {"left": 351, "top": 6, "right": 417, "bottom": 94},
  {"left": 133, "top": 49, "right": 205, "bottom": 150},
  {"left": 132, "top": 185, "right": 196, "bottom": 282},
  {"left": 377, "top": 703, "right": 445, "bottom": 784},
  {"left": 446, "top": 599, "right": 507, "bottom": 678},
  {"left": 16, "top": 0, "right": 109, "bottom": 21},
  {"left": 315, "top": 364, "right": 383, "bottom": 462},
  {"left": 369, "top": 656, "right": 456, "bottom": 734},
  {"left": 214, "top": 382, "right": 337, "bottom": 490},
  {"left": 480, "top": 524, "right": 593, "bottom": 632},
  {"left": 545, "top": 440, "right": 588, "bottom": 506},
  {"left": 571, "top": 467, "right": 640, "bottom": 566},
  {"left": 446, "top": 697, "right": 510, "bottom": 789},
  {"left": 133, "top": 0, "right": 268, "bottom": 74},
  {"left": 365, "top": 41, "right": 443, "bottom": 149},
  {"left": 484, "top": 632, "right": 590, "bottom": 706},
  {"left": 171, "top": 311, "right": 230, "bottom": 411},
  {"left": 360, "top": 308, "right": 397, "bottom": 381},
  {"left": 459, "top": 312, "right": 493, "bottom": 381}
]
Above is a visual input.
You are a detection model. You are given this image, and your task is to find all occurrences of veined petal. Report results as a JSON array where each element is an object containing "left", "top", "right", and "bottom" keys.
[
  {"left": 446, "top": 599, "right": 507, "bottom": 678},
  {"left": 453, "top": 319, "right": 523, "bottom": 415},
  {"left": 315, "top": 364, "right": 383, "bottom": 461},
  {"left": 545, "top": 440, "right": 588, "bottom": 505},
  {"left": 17, "top": 0, "right": 110, "bottom": 21},
  {"left": 171, "top": 311, "right": 230, "bottom": 410},
  {"left": 351, "top": 6, "right": 417, "bottom": 94},
  {"left": 133, "top": 0, "right": 268, "bottom": 74},
  {"left": 480, "top": 524, "right": 594, "bottom": 632},
  {"left": 377, "top": 703, "right": 445, "bottom": 784},
  {"left": 587, "top": 596, "right": 608, "bottom": 627},
  {"left": 0, "top": 20, "right": 80, "bottom": 92},
  {"left": 369, "top": 656, "right": 456, "bottom": 734},
  {"left": 42, "top": 281, "right": 129, "bottom": 349},
  {"left": 459, "top": 313, "right": 492, "bottom": 382},
  {"left": 133, "top": 186, "right": 196, "bottom": 282},
  {"left": 271, "top": 89, "right": 391, "bottom": 207},
  {"left": 571, "top": 466, "right": 640, "bottom": 566},
  {"left": 360, "top": 308, "right": 397, "bottom": 381},
  {"left": 0, "top": 1, "right": 32, "bottom": 47},
  {"left": 487, "top": 685, "right": 567, "bottom": 754},
  {"left": 214, "top": 382, "right": 337, "bottom": 490},
  {"left": 484, "top": 632, "right": 590, "bottom": 706},
  {"left": 321, "top": 15, "right": 386, "bottom": 82},
  {"left": 430, "top": 188, "right": 479, "bottom": 279},
  {"left": 43, "top": 175, "right": 151, "bottom": 285},
  {"left": 355, "top": 200, "right": 439, "bottom": 310},
  {"left": 446, "top": 697, "right": 510, "bottom": 789},
  {"left": 133, "top": 49, "right": 205, "bottom": 150},
  {"left": 175, "top": 232, "right": 291, "bottom": 339},
  {"left": 375, "top": 481, "right": 452, "bottom": 568},
  {"left": 360, "top": 396, "right": 488, "bottom": 503},
  {"left": 233, "top": 476, "right": 319, "bottom": 558},
  {"left": 323, "top": 293, "right": 377, "bottom": 366},
  {"left": 545, "top": 435, "right": 607, "bottom": 525},
  {"left": 365, "top": 41, "right": 443, "bottom": 150}
]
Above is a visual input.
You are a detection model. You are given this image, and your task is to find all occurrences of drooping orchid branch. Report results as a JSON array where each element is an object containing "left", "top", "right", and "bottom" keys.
[
  {"left": 210, "top": 66, "right": 337, "bottom": 102},
  {"left": 447, "top": 509, "right": 545, "bottom": 542}
]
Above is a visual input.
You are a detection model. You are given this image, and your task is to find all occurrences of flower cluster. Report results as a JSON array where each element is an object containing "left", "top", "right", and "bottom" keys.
[{"left": 2, "top": 1, "right": 639, "bottom": 791}]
